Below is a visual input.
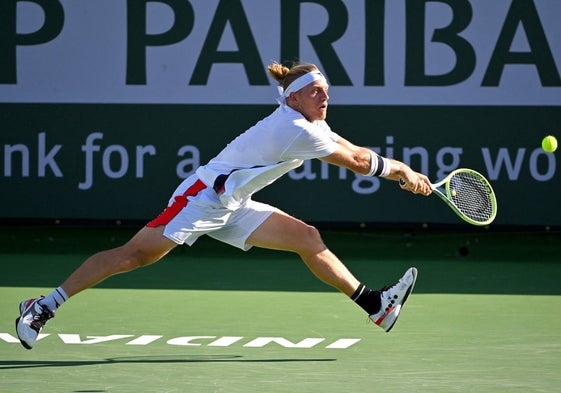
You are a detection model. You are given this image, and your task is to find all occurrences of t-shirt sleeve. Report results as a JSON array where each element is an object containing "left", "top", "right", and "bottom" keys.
[{"left": 280, "top": 120, "right": 340, "bottom": 160}]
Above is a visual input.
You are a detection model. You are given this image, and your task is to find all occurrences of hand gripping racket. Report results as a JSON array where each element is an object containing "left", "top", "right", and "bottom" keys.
[{"left": 401, "top": 168, "right": 497, "bottom": 226}]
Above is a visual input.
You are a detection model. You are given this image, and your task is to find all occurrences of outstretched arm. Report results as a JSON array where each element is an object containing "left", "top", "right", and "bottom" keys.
[{"left": 319, "top": 137, "right": 432, "bottom": 196}]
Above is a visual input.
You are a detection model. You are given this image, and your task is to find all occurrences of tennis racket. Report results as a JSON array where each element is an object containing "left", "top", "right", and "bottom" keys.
[{"left": 401, "top": 168, "right": 497, "bottom": 226}]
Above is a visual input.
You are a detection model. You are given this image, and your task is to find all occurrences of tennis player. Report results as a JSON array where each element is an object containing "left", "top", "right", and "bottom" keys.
[{"left": 16, "top": 61, "right": 432, "bottom": 349}]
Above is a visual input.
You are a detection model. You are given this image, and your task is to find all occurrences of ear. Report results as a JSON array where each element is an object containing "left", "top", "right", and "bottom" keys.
[{"left": 288, "top": 92, "right": 299, "bottom": 107}]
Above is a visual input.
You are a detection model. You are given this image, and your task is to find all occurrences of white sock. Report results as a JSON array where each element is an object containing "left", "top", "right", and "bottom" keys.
[{"left": 39, "top": 287, "right": 69, "bottom": 312}]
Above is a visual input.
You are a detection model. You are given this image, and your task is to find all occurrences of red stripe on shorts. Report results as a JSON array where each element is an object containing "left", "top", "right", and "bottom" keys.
[{"left": 146, "top": 179, "right": 207, "bottom": 227}]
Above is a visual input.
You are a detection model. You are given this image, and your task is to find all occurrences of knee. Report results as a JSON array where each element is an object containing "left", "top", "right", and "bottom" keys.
[
  {"left": 304, "top": 224, "right": 323, "bottom": 243},
  {"left": 114, "top": 247, "right": 158, "bottom": 272},
  {"left": 297, "top": 224, "right": 327, "bottom": 256}
]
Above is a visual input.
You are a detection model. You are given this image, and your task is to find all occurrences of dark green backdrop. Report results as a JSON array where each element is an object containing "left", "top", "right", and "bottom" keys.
[{"left": 1, "top": 104, "right": 560, "bottom": 226}]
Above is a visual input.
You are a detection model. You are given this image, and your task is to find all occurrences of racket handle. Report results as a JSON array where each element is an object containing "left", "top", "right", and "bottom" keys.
[{"left": 399, "top": 178, "right": 406, "bottom": 186}]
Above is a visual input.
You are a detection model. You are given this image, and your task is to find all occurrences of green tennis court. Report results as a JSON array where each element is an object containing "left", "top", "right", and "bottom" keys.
[{"left": 1, "top": 227, "right": 560, "bottom": 392}]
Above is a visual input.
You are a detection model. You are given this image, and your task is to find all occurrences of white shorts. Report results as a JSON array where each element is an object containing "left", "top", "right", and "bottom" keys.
[{"left": 147, "top": 174, "right": 274, "bottom": 250}]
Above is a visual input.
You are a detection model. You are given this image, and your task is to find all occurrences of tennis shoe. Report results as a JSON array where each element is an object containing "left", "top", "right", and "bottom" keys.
[
  {"left": 370, "top": 267, "right": 417, "bottom": 332},
  {"left": 15, "top": 297, "right": 54, "bottom": 350}
]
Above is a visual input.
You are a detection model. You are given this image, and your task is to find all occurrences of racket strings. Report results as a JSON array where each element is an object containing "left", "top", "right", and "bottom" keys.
[{"left": 449, "top": 173, "right": 494, "bottom": 222}]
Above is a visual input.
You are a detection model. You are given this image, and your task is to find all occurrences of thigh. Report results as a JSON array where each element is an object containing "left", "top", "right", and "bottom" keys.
[
  {"left": 246, "top": 209, "right": 325, "bottom": 255},
  {"left": 123, "top": 225, "right": 179, "bottom": 265}
]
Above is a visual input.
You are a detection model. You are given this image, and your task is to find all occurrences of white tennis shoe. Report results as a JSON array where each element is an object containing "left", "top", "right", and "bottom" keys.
[
  {"left": 370, "top": 267, "right": 417, "bottom": 332},
  {"left": 15, "top": 297, "right": 55, "bottom": 350}
]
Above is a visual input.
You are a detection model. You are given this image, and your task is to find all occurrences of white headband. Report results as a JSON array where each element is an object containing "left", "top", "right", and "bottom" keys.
[{"left": 276, "top": 70, "right": 327, "bottom": 104}]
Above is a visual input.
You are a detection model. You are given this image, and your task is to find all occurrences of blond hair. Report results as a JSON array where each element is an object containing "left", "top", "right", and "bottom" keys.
[{"left": 267, "top": 61, "right": 319, "bottom": 91}]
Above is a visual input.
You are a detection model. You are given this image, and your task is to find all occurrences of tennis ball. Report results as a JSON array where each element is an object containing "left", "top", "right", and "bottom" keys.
[
  {"left": 451, "top": 189, "right": 457, "bottom": 197},
  {"left": 542, "top": 135, "right": 558, "bottom": 153}
]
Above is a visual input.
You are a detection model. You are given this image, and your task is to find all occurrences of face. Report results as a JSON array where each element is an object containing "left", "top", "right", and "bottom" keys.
[{"left": 289, "top": 79, "right": 329, "bottom": 122}]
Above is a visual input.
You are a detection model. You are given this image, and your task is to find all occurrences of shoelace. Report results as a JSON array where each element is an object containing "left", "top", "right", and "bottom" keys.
[{"left": 29, "top": 307, "right": 54, "bottom": 333}]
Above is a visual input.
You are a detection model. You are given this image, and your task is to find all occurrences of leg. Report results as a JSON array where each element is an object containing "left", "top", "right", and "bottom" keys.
[
  {"left": 246, "top": 210, "right": 418, "bottom": 333},
  {"left": 16, "top": 225, "right": 178, "bottom": 349},
  {"left": 246, "top": 210, "right": 360, "bottom": 296},
  {"left": 61, "top": 225, "right": 178, "bottom": 297}
]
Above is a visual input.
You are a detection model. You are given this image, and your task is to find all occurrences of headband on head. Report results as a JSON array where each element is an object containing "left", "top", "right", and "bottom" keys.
[{"left": 276, "top": 70, "right": 327, "bottom": 104}]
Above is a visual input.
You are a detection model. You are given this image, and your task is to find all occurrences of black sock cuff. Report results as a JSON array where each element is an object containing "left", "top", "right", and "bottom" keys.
[
  {"left": 350, "top": 284, "right": 366, "bottom": 301},
  {"left": 351, "top": 284, "right": 382, "bottom": 315}
]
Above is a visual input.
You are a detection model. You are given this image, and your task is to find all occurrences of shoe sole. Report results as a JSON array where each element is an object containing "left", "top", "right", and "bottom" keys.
[
  {"left": 15, "top": 317, "right": 33, "bottom": 350},
  {"left": 16, "top": 299, "right": 36, "bottom": 350},
  {"left": 384, "top": 267, "right": 418, "bottom": 333}
]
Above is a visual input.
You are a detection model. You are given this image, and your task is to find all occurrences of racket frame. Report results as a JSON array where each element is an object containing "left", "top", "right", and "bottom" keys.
[{"left": 431, "top": 168, "right": 497, "bottom": 226}]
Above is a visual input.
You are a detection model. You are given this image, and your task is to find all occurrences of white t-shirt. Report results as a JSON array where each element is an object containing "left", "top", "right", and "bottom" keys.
[{"left": 196, "top": 104, "right": 341, "bottom": 209}]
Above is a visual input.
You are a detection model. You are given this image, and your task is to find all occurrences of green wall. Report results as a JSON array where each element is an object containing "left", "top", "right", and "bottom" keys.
[{"left": 1, "top": 104, "right": 559, "bottom": 226}]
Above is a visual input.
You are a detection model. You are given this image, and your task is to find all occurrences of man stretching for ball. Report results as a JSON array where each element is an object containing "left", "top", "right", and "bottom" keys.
[{"left": 16, "top": 61, "right": 432, "bottom": 350}]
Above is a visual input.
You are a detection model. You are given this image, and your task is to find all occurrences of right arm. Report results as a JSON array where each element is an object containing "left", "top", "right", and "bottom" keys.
[{"left": 319, "top": 137, "right": 432, "bottom": 196}]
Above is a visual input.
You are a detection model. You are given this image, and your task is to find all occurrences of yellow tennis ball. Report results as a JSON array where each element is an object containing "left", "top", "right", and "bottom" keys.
[
  {"left": 542, "top": 135, "right": 558, "bottom": 153},
  {"left": 451, "top": 189, "right": 457, "bottom": 197}
]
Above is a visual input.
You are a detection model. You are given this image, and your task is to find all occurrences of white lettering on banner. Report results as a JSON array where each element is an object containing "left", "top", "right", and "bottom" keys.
[
  {"left": 0, "top": 332, "right": 361, "bottom": 349},
  {"left": 78, "top": 132, "right": 158, "bottom": 190},
  {"left": 482, "top": 147, "right": 556, "bottom": 181},
  {"left": 2, "top": 132, "right": 63, "bottom": 177},
  {"left": 0, "top": 0, "right": 559, "bottom": 105},
  {"left": 1, "top": 132, "right": 557, "bottom": 190}
]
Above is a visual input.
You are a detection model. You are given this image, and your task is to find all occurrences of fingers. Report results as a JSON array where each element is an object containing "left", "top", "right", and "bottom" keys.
[
  {"left": 418, "top": 179, "right": 432, "bottom": 196},
  {"left": 399, "top": 175, "right": 432, "bottom": 196}
]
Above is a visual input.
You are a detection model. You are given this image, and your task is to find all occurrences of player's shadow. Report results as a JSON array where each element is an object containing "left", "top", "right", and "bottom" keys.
[{"left": 0, "top": 355, "right": 336, "bottom": 370}]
